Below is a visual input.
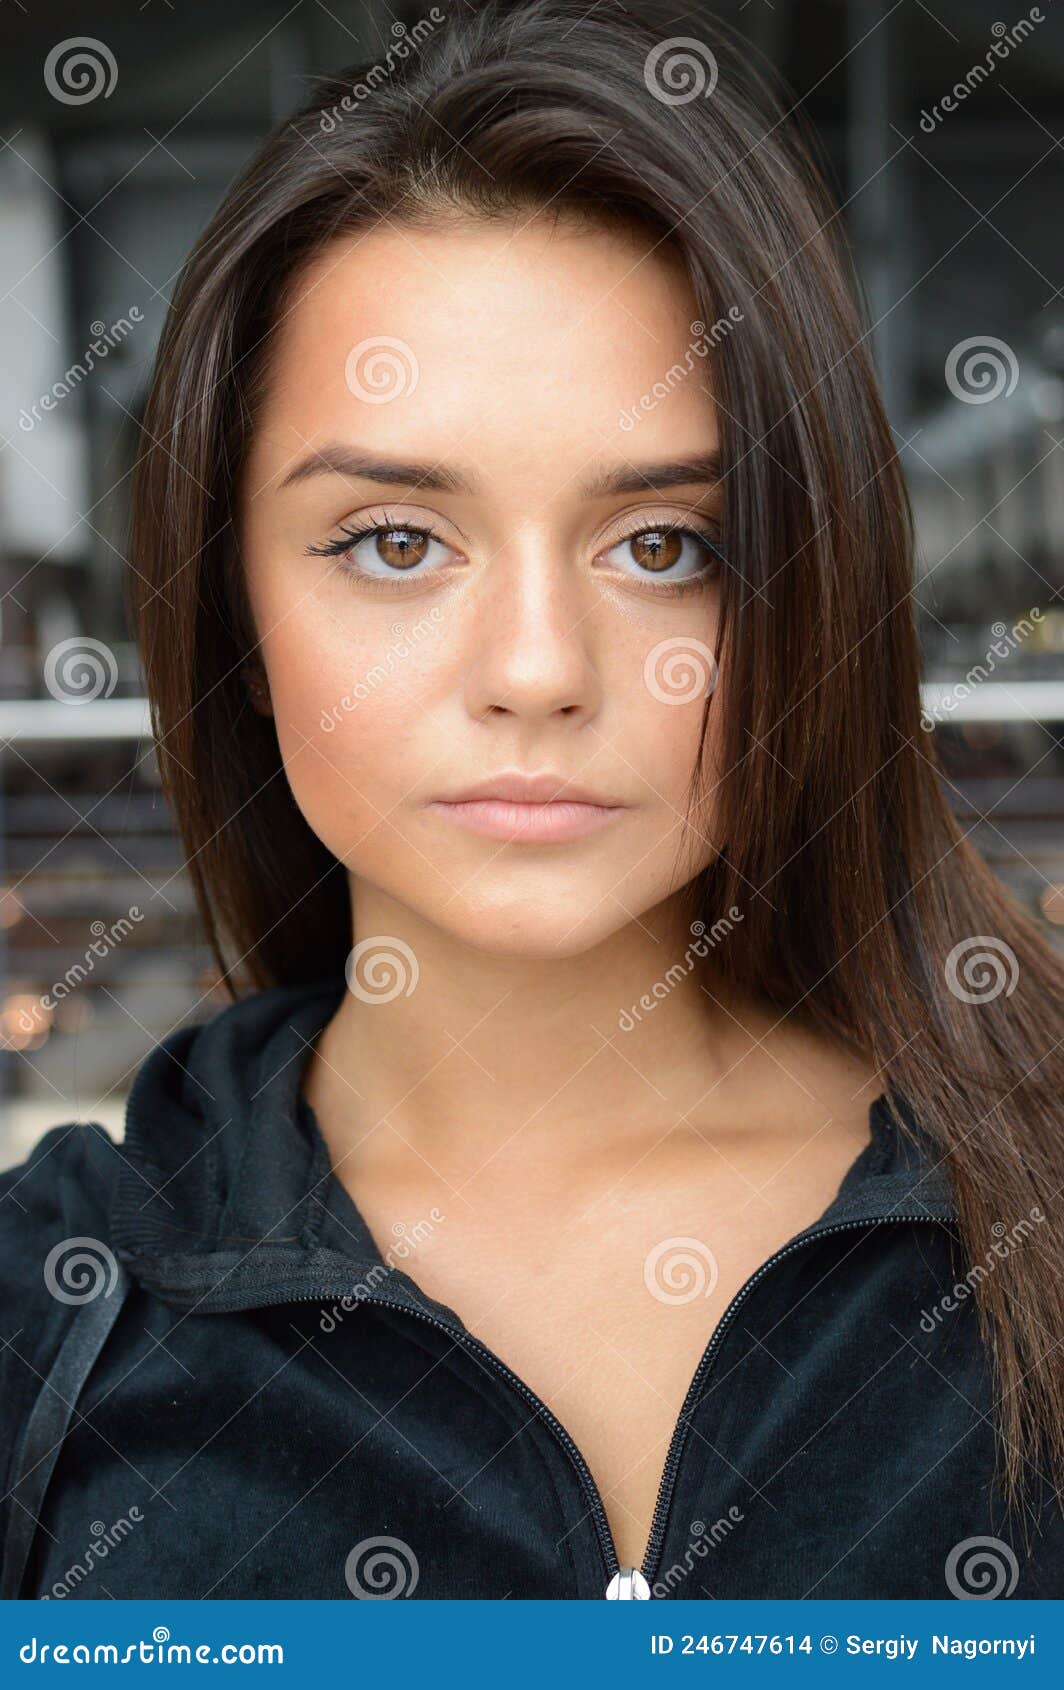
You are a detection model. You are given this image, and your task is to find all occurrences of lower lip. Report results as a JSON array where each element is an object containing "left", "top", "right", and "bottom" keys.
[{"left": 428, "top": 798, "right": 625, "bottom": 842}]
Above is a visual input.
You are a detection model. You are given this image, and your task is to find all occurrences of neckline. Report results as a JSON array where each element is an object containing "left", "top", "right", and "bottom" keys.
[
  {"left": 302, "top": 1072, "right": 958, "bottom": 1323},
  {"left": 111, "top": 973, "right": 957, "bottom": 1316}
]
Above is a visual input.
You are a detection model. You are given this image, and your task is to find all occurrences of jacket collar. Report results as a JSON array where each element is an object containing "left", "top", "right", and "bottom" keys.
[{"left": 110, "top": 978, "right": 958, "bottom": 1313}]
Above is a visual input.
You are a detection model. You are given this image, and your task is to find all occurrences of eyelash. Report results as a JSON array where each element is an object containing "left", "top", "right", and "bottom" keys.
[{"left": 304, "top": 515, "right": 726, "bottom": 598}]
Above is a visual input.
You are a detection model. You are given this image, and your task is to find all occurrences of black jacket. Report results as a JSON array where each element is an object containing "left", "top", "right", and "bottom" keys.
[{"left": 1, "top": 978, "right": 1061, "bottom": 1600}]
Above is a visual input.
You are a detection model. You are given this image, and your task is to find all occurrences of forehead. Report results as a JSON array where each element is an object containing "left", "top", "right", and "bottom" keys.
[{"left": 247, "top": 214, "right": 718, "bottom": 476}]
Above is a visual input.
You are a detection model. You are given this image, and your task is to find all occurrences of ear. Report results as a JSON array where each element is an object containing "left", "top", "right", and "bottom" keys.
[{"left": 241, "top": 660, "right": 273, "bottom": 717}]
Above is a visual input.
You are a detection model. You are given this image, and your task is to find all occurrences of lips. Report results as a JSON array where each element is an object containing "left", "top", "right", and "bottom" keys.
[
  {"left": 435, "top": 771, "right": 623, "bottom": 807},
  {"left": 427, "top": 773, "right": 627, "bottom": 843}
]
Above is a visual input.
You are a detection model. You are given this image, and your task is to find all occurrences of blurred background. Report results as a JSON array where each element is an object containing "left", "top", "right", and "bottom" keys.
[{"left": 2, "top": 0, "right": 1064, "bottom": 1169}]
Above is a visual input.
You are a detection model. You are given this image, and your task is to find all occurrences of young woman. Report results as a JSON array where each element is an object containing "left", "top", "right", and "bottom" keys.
[{"left": 3, "top": 0, "right": 1063, "bottom": 1603}]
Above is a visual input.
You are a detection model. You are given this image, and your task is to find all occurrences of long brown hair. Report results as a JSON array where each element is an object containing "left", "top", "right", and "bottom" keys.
[{"left": 127, "top": 0, "right": 1064, "bottom": 1520}]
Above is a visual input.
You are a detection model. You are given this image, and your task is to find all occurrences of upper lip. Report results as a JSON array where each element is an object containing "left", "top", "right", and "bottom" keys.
[{"left": 435, "top": 772, "right": 623, "bottom": 806}]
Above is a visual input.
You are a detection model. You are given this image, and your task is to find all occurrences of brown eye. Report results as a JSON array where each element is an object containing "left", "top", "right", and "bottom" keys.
[
  {"left": 372, "top": 528, "right": 431, "bottom": 569},
  {"left": 604, "top": 525, "right": 723, "bottom": 585},
  {"left": 629, "top": 529, "right": 683, "bottom": 573},
  {"left": 305, "top": 519, "right": 454, "bottom": 584}
]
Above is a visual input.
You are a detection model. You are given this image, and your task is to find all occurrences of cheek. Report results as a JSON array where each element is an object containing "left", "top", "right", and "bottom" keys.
[
  {"left": 254, "top": 585, "right": 443, "bottom": 853},
  {"left": 634, "top": 640, "right": 726, "bottom": 887},
  {"left": 640, "top": 693, "right": 716, "bottom": 795},
  {"left": 637, "top": 700, "right": 722, "bottom": 883},
  {"left": 614, "top": 616, "right": 724, "bottom": 807}
]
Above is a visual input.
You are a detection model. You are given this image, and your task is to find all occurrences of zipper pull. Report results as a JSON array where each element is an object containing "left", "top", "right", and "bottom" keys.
[{"left": 605, "top": 1566, "right": 652, "bottom": 1598}]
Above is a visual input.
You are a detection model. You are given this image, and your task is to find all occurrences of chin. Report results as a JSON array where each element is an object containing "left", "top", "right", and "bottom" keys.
[{"left": 434, "top": 900, "right": 623, "bottom": 962}]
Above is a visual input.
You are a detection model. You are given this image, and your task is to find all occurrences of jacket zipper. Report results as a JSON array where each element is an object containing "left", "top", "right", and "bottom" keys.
[
  {"left": 201, "top": 1208, "right": 951, "bottom": 1599},
  {"left": 637, "top": 1211, "right": 948, "bottom": 1591}
]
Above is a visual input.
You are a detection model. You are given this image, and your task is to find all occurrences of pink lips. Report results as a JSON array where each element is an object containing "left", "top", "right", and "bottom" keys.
[{"left": 427, "top": 772, "right": 627, "bottom": 843}]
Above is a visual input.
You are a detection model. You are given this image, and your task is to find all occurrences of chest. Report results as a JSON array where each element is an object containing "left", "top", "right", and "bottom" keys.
[
  {"left": 25, "top": 1221, "right": 1026, "bottom": 1598},
  {"left": 341, "top": 1140, "right": 868, "bottom": 1573}
]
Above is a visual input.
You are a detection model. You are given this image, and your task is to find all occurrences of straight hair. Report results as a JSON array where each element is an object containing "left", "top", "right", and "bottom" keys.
[{"left": 126, "top": 0, "right": 1064, "bottom": 1529}]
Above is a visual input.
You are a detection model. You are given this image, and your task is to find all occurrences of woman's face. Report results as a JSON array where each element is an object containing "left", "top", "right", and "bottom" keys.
[{"left": 240, "top": 213, "right": 725, "bottom": 958}]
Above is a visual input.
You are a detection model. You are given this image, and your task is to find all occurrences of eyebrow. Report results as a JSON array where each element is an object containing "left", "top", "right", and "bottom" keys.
[{"left": 278, "top": 443, "right": 721, "bottom": 499}]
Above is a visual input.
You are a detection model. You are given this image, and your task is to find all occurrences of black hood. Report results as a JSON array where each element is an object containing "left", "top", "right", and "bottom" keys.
[
  {"left": 109, "top": 977, "right": 958, "bottom": 1311},
  {"left": 110, "top": 977, "right": 388, "bottom": 1310}
]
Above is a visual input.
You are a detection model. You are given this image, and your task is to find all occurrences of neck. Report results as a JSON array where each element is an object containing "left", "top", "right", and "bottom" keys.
[{"left": 302, "top": 882, "right": 877, "bottom": 1189}]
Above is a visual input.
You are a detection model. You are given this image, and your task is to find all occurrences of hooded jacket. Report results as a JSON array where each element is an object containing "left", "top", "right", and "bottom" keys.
[{"left": 1, "top": 977, "right": 1061, "bottom": 1601}]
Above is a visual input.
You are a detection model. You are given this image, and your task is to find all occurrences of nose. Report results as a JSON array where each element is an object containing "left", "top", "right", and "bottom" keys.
[{"left": 462, "top": 535, "right": 603, "bottom": 725}]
